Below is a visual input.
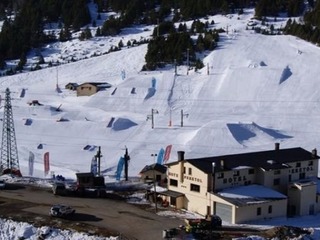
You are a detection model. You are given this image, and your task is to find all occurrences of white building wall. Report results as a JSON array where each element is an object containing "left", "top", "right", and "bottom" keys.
[
  {"left": 167, "top": 154, "right": 320, "bottom": 222},
  {"left": 168, "top": 161, "right": 209, "bottom": 214},
  {"left": 288, "top": 182, "right": 317, "bottom": 216},
  {"left": 214, "top": 168, "right": 255, "bottom": 191},
  {"left": 287, "top": 160, "right": 318, "bottom": 182},
  {"left": 235, "top": 199, "right": 287, "bottom": 224}
]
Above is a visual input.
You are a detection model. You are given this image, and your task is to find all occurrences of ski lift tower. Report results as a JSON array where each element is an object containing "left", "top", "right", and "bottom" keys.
[{"left": 0, "top": 88, "right": 21, "bottom": 176}]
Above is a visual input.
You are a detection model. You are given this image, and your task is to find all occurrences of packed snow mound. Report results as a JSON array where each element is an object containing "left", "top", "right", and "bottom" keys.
[
  {"left": 279, "top": 65, "right": 292, "bottom": 84},
  {"left": 144, "top": 87, "right": 156, "bottom": 100},
  {"left": 0, "top": 219, "right": 114, "bottom": 240},
  {"left": 227, "top": 122, "right": 292, "bottom": 144},
  {"left": 112, "top": 118, "right": 138, "bottom": 131}
]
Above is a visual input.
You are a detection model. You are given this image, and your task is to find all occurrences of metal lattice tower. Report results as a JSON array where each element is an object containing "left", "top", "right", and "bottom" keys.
[{"left": 0, "top": 88, "right": 20, "bottom": 175}]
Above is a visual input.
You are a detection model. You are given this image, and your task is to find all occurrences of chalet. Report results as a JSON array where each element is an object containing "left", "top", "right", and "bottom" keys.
[
  {"left": 140, "top": 163, "right": 167, "bottom": 186},
  {"left": 163, "top": 143, "right": 320, "bottom": 224},
  {"left": 65, "top": 82, "right": 78, "bottom": 91},
  {"left": 76, "top": 82, "right": 112, "bottom": 96}
]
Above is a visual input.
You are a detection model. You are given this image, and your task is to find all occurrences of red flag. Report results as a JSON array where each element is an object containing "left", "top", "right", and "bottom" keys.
[
  {"left": 44, "top": 152, "right": 50, "bottom": 176},
  {"left": 163, "top": 145, "right": 172, "bottom": 163}
]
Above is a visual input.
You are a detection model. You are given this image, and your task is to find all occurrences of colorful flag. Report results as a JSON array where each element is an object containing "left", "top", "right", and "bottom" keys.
[
  {"left": 157, "top": 148, "right": 165, "bottom": 165},
  {"left": 91, "top": 156, "right": 97, "bottom": 175},
  {"left": 44, "top": 152, "right": 50, "bottom": 176},
  {"left": 163, "top": 145, "right": 172, "bottom": 163},
  {"left": 28, "top": 151, "right": 34, "bottom": 176},
  {"left": 116, "top": 157, "right": 125, "bottom": 181}
]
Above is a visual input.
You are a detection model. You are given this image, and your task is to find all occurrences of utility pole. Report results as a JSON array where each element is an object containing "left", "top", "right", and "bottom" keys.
[
  {"left": 124, "top": 147, "right": 130, "bottom": 181},
  {"left": 181, "top": 109, "right": 189, "bottom": 127},
  {"left": 95, "top": 146, "right": 102, "bottom": 176},
  {"left": 0, "top": 88, "right": 21, "bottom": 176},
  {"left": 147, "top": 108, "right": 159, "bottom": 129},
  {"left": 151, "top": 153, "right": 158, "bottom": 213}
]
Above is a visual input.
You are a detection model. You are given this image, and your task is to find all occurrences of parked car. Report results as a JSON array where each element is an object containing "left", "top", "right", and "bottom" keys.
[
  {"left": 0, "top": 180, "right": 6, "bottom": 189},
  {"left": 49, "top": 204, "right": 75, "bottom": 217}
]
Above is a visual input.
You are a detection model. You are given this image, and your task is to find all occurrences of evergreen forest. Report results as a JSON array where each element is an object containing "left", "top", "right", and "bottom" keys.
[{"left": 0, "top": 0, "right": 319, "bottom": 72}]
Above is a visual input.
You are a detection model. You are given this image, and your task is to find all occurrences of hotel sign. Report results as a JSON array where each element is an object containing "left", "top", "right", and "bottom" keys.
[
  {"left": 223, "top": 175, "right": 247, "bottom": 184},
  {"left": 168, "top": 172, "right": 203, "bottom": 183}
]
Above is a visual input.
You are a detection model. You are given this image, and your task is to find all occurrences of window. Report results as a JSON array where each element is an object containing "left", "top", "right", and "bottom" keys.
[
  {"left": 248, "top": 169, "right": 255, "bottom": 174},
  {"left": 257, "top": 207, "right": 261, "bottom": 216},
  {"left": 288, "top": 174, "right": 292, "bottom": 182},
  {"left": 183, "top": 167, "right": 186, "bottom": 174},
  {"left": 188, "top": 168, "right": 192, "bottom": 175},
  {"left": 309, "top": 161, "right": 313, "bottom": 166},
  {"left": 299, "top": 172, "right": 306, "bottom": 180},
  {"left": 296, "top": 162, "right": 301, "bottom": 168},
  {"left": 170, "top": 197, "right": 176, "bottom": 206},
  {"left": 274, "top": 170, "right": 281, "bottom": 175},
  {"left": 233, "top": 170, "right": 239, "bottom": 176},
  {"left": 268, "top": 205, "right": 272, "bottom": 214},
  {"left": 169, "top": 179, "right": 178, "bottom": 187},
  {"left": 190, "top": 183, "right": 200, "bottom": 192},
  {"left": 217, "top": 172, "right": 224, "bottom": 179},
  {"left": 156, "top": 174, "right": 161, "bottom": 182},
  {"left": 273, "top": 178, "right": 280, "bottom": 186}
]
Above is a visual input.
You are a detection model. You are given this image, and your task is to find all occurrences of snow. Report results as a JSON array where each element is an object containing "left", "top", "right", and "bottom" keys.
[
  {"left": 218, "top": 184, "right": 287, "bottom": 199},
  {"left": 0, "top": 6, "right": 320, "bottom": 240},
  {"left": 0, "top": 218, "right": 117, "bottom": 240}
]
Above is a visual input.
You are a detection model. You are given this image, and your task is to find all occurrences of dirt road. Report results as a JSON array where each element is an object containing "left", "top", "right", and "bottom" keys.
[{"left": 0, "top": 184, "right": 184, "bottom": 239}]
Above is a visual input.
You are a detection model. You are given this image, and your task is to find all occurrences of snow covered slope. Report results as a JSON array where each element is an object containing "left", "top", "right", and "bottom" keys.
[{"left": 0, "top": 9, "right": 319, "bottom": 180}]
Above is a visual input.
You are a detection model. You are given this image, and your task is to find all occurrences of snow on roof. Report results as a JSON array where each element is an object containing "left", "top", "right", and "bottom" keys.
[
  {"left": 232, "top": 166, "right": 253, "bottom": 170},
  {"left": 218, "top": 184, "right": 287, "bottom": 199}
]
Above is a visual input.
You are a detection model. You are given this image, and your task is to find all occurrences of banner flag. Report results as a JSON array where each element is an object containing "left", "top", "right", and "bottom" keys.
[
  {"left": 44, "top": 152, "right": 50, "bottom": 176},
  {"left": 28, "top": 151, "right": 34, "bottom": 176},
  {"left": 157, "top": 148, "right": 165, "bottom": 165},
  {"left": 163, "top": 145, "right": 172, "bottom": 163},
  {"left": 91, "top": 156, "right": 97, "bottom": 175},
  {"left": 116, "top": 157, "right": 125, "bottom": 181}
]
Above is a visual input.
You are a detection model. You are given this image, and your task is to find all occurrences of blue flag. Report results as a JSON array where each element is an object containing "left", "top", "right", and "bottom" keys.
[
  {"left": 116, "top": 157, "right": 125, "bottom": 180},
  {"left": 91, "top": 157, "right": 97, "bottom": 175},
  {"left": 157, "top": 148, "right": 165, "bottom": 165}
]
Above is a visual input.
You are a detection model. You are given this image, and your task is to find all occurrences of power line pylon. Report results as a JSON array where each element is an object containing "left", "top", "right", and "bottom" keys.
[{"left": 0, "top": 88, "right": 21, "bottom": 176}]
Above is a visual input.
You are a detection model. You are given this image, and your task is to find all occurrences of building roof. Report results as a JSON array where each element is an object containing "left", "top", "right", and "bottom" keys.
[
  {"left": 168, "top": 147, "right": 318, "bottom": 173},
  {"left": 65, "top": 82, "right": 78, "bottom": 87},
  {"left": 157, "top": 190, "right": 185, "bottom": 198},
  {"left": 215, "top": 184, "right": 287, "bottom": 207},
  {"left": 140, "top": 163, "right": 167, "bottom": 174},
  {"left": 78, "top": 82, "right": 112, "bottom": 89}
]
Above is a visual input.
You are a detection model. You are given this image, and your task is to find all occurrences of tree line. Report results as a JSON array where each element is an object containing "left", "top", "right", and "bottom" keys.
[
  {"left": 0, "top": 0, "right": 255, "bottom": 71},
  {"left": 0, "top": 0, "right": 90, "bottom": 69},
  {"left": 283, "top": 1, "right": 320, "bottom": 46},
  {"left": 0, "top": 0, "right": 318, "bottom": 72}
]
